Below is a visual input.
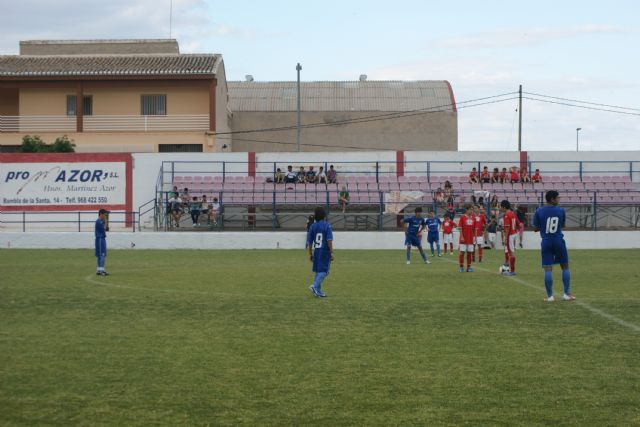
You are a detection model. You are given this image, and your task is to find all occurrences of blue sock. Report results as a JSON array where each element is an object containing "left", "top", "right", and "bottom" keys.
[
  {"left": 406, "top": 249, "right": 411, "bottom": 262},
  {"left": 429, "top": 242, "right": 435, "bottom": 255},
  {"left": 544, "top": 270, "right": 553, "bottom": 297},
  {"left": 420, "top": 250, "right": 427, "bottom": 262},
  {"left": 436, "top": 242, "right": 441, "bottom": 255},
  {"left": 562, "top": 269, "right": 571, "bottom": 295},
  {"left": 313, "top": 272, "right": 327, "bottom": 292}
]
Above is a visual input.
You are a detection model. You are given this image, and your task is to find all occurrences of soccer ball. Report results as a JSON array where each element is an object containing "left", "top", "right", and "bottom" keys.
[{"left": 499, "top": 264, "right": 510, "bottom": 274}]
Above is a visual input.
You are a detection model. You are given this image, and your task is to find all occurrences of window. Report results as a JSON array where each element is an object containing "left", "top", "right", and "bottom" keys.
[
  {"left": 66, "top": 95, "right": 93, "bottom": 116},
  {"left": 141, "top": 95, "right": 167, "bottom": 115},
  {"left": 159, "top": 144, "right": 203, "bottom": 153}
]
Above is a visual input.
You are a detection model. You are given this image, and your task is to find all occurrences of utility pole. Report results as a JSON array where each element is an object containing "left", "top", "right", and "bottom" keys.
[
  {"left": 576, "top": 127, "right": 582, "bottom": 151},
  {"left": 296, "top": 63, "right": 302, "bottom": 152},
  {"left": 518, "top": 84, "right": 523, "bottom": 152}
]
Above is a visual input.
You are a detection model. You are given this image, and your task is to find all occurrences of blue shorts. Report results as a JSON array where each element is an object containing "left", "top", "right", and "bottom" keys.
[
  {"left": 95, "top": 238, "right": 107, "bottom": 258},
  {"left": 540, "top": 238, "right": 568, "bottom": 267},
  {"left": 405, "top": 234, "right": 422, "bottom": 247},
  {"left": 427, "top": 233, "right": 439, "bottom": 243}
]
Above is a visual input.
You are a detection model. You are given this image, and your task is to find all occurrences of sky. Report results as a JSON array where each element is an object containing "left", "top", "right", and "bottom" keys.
[{"left": 1, "top": 0, "right": 639, "bottom": 151}]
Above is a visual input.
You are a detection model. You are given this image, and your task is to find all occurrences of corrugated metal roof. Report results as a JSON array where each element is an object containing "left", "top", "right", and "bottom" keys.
[
  {"left": 0, "top": 54, "right": 221, "bottom": 77},
  {"left": 228, "top": 81, "right": 455, "bottom": 112}
]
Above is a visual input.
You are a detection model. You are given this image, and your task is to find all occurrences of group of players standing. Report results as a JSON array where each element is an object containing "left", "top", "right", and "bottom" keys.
[{"left": 403, "top": 200, "right": 519, "bottom": 275}]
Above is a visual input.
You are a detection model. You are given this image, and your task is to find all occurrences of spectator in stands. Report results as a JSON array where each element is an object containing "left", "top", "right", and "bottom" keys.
[
  {"left": 499, "top": 167, "right": 508, "bottom": 183},
  {"left": 434, "top": 187, "right": 444, "bottom": 204},
  {"left": 181, "top": 187, "right": 190, "bottom": 205},
  {"left": 443, "top": 180, "right": 453, "bottom": 199},
  {"left": 275, "top": 168, "right": 285, "bottom": 184},
  {"left": 339, "top": 186, "right": 350, "bottom": 213},
  {"left": 469, "top": 167, "right": 479, "bottom": 184},
  {"left": 201, "top": 195, "right": 210, "bottom": 223},
  {"left": 532, "top": 168, "right": 543, "bottom": 183},
  {"left": 297, "top": 166, "right": 306, "bottom": 183},
  {"left": 306, "top": 166, "right": 317, "bottom": 183},
  {"left": 490, "top": 194, "right": 499, "bottom": 215},
  {"left": 285, "top": 165, "right": 297, "bottom": 184},
  {"left": 210, "top": 197, "right": 221, "bottom": 226},
  {"left": 190, "top": 196, "right": 201, "bottom": 227},
  {"left": 491, "top": 168, "right": 500, "bottom": 183},
  {"left": 445, "top": 199, "right": 455, "bottom": 219},
  {"left": 317, "top": 166, "right": 327, "bottom": 184},
  {"left": 168, "top": 192, "right": 183, "bottom": 228},
  {"left": 486, "top": 214, "right": 498, "bottom": 249},
  {"left": 327, "top": 165, "right": 337, "bottom": 184},
  {"left": 510, "top": 167, "right": 519, "bottom": 183},
  {"left": 520, "top": 167, "right": 531, "bottom": 183},
  {"left": 480, "top": 166, "right": 491, "bottom": 183}
]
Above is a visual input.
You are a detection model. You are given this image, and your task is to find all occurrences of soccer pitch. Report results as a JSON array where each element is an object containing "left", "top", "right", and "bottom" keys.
[{"left": 1, "top": 248, "right": 638, "bottom": 426}]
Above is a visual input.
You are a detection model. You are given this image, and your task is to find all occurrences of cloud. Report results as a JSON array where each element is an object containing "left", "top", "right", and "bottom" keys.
[{"left": 435, "top": 25, "right": 631, "bottom": 49}]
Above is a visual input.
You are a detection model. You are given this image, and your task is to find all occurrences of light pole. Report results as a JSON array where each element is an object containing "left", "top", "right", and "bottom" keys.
[
  {"left": 296, "top": 63, "right": 302, "bottom": 152},
  {"left": 576, "top": 127, "right": 582, "bottom": 151}
]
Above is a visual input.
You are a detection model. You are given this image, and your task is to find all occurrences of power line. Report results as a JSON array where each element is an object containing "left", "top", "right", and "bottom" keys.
[
  {"left": 523, "top": 91, "right": 640, "bottom": 112},
  {"left": 214, "top": 92, "right": 519, "bottom": 136},
  {"left": 523, "top": 96, "right": 640, "bottom": 117}
]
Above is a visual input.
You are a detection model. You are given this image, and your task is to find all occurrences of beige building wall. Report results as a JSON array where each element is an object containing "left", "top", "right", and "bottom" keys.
[
  {"left": 212, "top": 60, "right": 231, "bottom": 151},
  {"left": 19, "top": 88, "right": 70, "bottom": 115},
  {"left": 230, "top": 111, "right": 457, "bottom": 152},
  {"left": 19, "top": 86, "right": 210, "bottom": 116},
  {"left": 0, "top": 88, "right": 19, "bottom": 115}
]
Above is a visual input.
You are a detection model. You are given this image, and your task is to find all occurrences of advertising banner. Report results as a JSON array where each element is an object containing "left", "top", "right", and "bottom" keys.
[{"left": 0, "top": 153, "right": 132, "bottom": 212}]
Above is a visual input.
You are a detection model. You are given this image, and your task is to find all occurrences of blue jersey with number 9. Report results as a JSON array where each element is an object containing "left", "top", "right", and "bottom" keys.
[{"left": 307, "top": 220, "right": 333, "bottom": 273}]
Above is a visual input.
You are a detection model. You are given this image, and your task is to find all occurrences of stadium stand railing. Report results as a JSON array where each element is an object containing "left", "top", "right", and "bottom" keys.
[{"left": 153, "top": 160, "right": 640, "bottom": 232}]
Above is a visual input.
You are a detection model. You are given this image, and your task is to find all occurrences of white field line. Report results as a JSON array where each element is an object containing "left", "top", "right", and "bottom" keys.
[{"left": 443, "top": 258, "right": 640, "bottom": 334}]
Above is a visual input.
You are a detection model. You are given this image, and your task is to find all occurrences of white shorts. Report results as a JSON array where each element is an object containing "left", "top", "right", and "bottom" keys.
[
  {"left": 504, "top": 234, "right": 518, "bottom": 254},
  {"left": 488, "top": 232, "right": 496, "bottom": 243},
  {"left": 459, "top": 244, "right": 474, "bottom": 252},
  {"left": 474, "top": 236, "right": 485, "bottom": 246},
  {"left": 443, "top": 233, "right": 453, "bottom": 244}
]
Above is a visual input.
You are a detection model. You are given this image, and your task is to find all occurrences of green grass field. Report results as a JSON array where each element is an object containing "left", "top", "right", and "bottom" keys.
[{"left": 1, "top": 247, "right": 639, "bottom": 426}]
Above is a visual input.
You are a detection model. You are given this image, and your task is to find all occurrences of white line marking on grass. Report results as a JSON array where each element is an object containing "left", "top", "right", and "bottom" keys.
[
  {"left": 442, "top": 258, "right": 640, "bottom": 333},
  {"left": 84, "top": 274, "right": 210, "bottom": 295}
]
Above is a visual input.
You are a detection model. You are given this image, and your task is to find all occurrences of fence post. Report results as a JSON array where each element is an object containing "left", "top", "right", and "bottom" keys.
[
  {"left": 171, "top": 162, "right": 175, "bottom": 186},
  {"left": 377, "top": 192, "right": 383, "bottom": 231},
  {"left": 272, "top": 191, "right": 276, "bottom": 230},
  {"left": 427, "top": 161, "right": 430, "bottom": 182},
  {"left": 78, "top": 211, "right": 81, "bottom": 232},
  {"left": 630, "top": 161, "right": 633, "bottom": 181},
  {"left": 22, "top": 211, "right": 26, "bottom": 232},
  {"left": 579, "top": 161, "right": 583, "bottom": 181},
  {"left": 593, "top": 191, "right": 597, "bottom": 230},
  {"left": 375, "top": 161, "right": 379, "bottom": 183},
  {"left": 222, "top": 162, "right": 226, "bottom": 182}
]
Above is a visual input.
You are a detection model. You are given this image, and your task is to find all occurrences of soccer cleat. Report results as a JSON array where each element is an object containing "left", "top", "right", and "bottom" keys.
[
  {"left": 503, "top": 272, "right": 516, "bottom": 276},
  {"left": 459, "top": 267, "right": 465, "bottom": 273},
  {"left": 438, "top": 254, "right": 442, "bottom": 257},
  {"left": 545, "top": 296, "right": 555, "bottom": 302},
  {"left": 316, "top": 291, "right": 327, "bottom": 298},
  {"left": 309, "top": 285, "right": 319, "bottom": 297},
  {"left": 96, "top": 272, "right": 102, "bottom": 276},
  {"left": 450, "top": 252, "right": 454, "bottom": 256},
  {"left": 563, "top": 294, "right": 576, "bottom": 301},
  {"left": 424, "top": 258, "right": 431, "bottom": 264},
  {"left": 466, "top": 267, "right": 474, "bottom": 273},
  {"left": 406, "top": 260, "right": 411, "bottom": 265}
]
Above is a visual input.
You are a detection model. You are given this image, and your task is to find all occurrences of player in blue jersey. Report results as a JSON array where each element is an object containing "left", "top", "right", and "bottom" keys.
[
  {"left": 532, "top": 190, "right": 575, "bottom": 302},
  {"left": 403, "top": 207, "right": 430, "bottom": 265},
  {"left": 306, "top": 206, "right": 334, "bottom": 298},
  {"left": 95, "top": 208, "right": 109, "bottom": 276},
  {"left": 424, "top": 211, "right": 442, "bottom": 257}
]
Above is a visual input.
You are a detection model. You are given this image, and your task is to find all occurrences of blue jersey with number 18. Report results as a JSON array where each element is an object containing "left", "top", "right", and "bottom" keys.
[
  {"left": 307, "top": 220, "right": 333, "bottom": 273},
  {"left": 533, "top": 205, "right": 565, "bottom": 240}
]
